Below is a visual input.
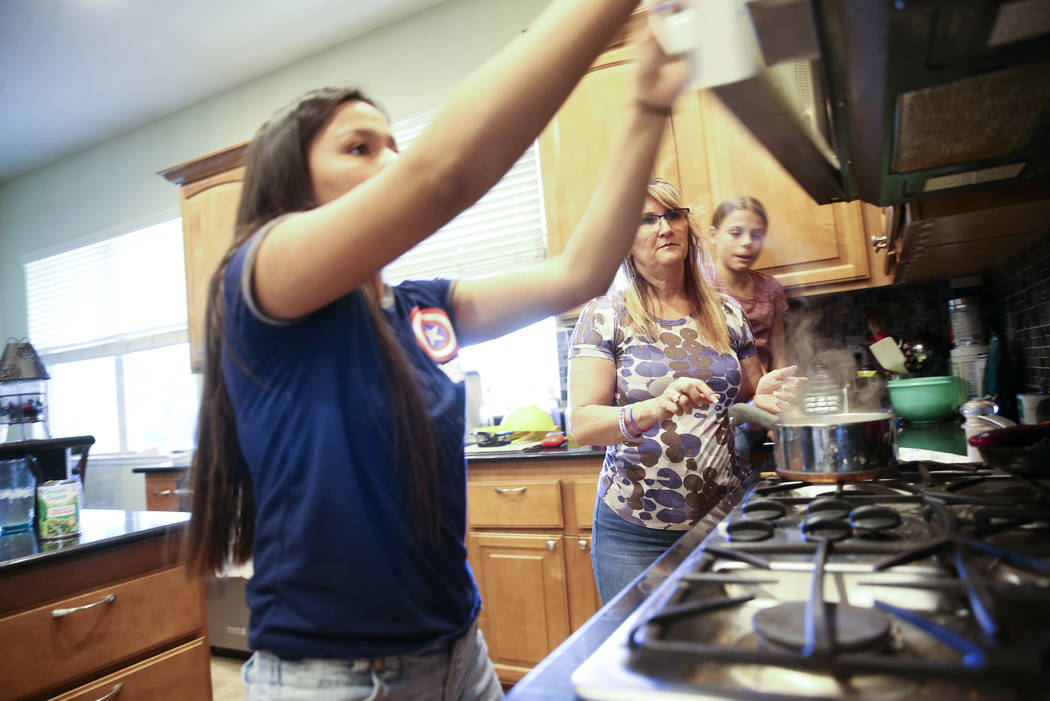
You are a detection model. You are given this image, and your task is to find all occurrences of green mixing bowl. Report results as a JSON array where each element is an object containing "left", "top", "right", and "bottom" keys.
[{"left": 887, "top": 375, "right": 966, "bottom": 424}]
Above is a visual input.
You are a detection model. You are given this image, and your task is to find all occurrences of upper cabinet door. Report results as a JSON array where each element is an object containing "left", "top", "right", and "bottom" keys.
[
  {"left": 700, "top": 92, "right": 871, "bottom": 289},
  {"left": 179, "top": 169, "right": 243, "bottom": 372},
  {"left": 159, "top": 142, "right": 247, "bottom": 373},
  {"left": 538, "top": 42, "right": 710, "bottom": 259}
]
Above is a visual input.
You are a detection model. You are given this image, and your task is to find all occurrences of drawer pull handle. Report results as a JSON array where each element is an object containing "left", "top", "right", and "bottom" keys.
[
  {"left": 152, "top": 488, "right": 192, "bottom": 496},
  {"left": 578, "top": 539, "right": 588, "bottom": 551},
  {"left": 546, "top": 540, "right": 556, "bottom": 551},
  {"left": 91, "top": 683, "right": 123, "bottom": 701},
  {"left": 52, "top": 593, "right": 116, "bottom": 618},
  {"left": 493, "top": 487, "right": 527, "bottom": 495}
]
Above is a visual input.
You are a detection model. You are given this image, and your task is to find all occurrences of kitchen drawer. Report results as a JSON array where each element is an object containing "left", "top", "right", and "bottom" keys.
[
  {"left": 567, "top": 478, "right": 599, "bottom": 532},
  {"left": 49, "top": 637, "right": 212, "bottom": 701},
  {"left": 0, "top": 566, "right": 205, "bottom": 701},
  {"left": 468, "top": 480, "right": 563, "bottom": 529}
]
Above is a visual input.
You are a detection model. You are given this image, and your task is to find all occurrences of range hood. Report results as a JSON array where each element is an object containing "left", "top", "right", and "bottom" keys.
[{"left": 711, "top": 0, "right": 1050, "bottom": 206}]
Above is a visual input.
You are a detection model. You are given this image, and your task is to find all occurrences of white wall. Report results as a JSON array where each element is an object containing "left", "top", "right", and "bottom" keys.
[{"left": 0, "top": 0, "right": 548, "bottom": 340}]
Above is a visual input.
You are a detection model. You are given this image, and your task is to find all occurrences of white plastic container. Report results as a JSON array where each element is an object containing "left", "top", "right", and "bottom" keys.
[
  {"left": 948, "top": 297, "right": 984, "bottom": 345},
  {"left": 950, "top": 344, "right": 988, "bottom": 399}
]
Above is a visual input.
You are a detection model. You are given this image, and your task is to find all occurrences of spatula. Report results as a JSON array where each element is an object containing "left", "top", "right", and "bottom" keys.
[{"left": 869, "top": 337, "right": 909, "bottom": 376}]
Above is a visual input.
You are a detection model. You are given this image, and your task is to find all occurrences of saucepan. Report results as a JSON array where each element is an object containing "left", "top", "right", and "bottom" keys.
[
  {"left": 968, "top": 422, "right": 1050, "bottom": 478},
  {"left": 730, "top": 404, "right": 898, "bottom": 483}
]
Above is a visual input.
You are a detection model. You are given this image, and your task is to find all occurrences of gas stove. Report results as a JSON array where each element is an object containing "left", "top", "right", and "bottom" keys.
[{"left": 572, "top": 459, "right": 1050, "bottom": 700}]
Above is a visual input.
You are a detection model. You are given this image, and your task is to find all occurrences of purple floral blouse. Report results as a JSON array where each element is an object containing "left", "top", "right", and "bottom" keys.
[{"left": 569, "top": 292, "right": 756, "bottom": 530}]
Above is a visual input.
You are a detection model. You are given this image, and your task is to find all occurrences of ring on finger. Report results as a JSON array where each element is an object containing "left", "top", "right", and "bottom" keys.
[{"left": 671, "top": 392, "right": 681, "bottom": 403}]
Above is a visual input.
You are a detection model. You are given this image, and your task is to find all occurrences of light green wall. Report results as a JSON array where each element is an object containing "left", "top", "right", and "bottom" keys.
[{"left": 0, "top": 0, "right": 547, "bottom": 341}]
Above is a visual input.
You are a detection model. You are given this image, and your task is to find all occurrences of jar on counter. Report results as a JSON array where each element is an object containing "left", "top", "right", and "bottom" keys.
[{"left": 960, "top": 398, "right": 1015, "bottom": 462}]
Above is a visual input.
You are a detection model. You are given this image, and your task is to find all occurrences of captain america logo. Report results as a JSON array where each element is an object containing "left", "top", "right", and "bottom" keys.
[{"left": 409, "top": 307, "right": 459, "bottom": 363}]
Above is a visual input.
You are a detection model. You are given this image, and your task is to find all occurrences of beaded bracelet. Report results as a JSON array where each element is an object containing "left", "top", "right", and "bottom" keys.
[
  {"left": 627, "top": 405, "right": 642, "bottom": 436},
  {"left": 618, "top": 406, "right": 638, "bottom": 441}
]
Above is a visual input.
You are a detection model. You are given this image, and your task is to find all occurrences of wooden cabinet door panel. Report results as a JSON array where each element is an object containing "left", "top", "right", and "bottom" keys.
[
  {"left": 0, "top": 566, "right": 205, "bottom": 700},
  {"left": 49, "top": 638, "right": 212, "bottom": 701},
  {"left": 467, "top": 480, "right": 563, "bottom": 529},
  {"left": 539, "top": 45, "right": 708, "bottom": 259},
  {"left": 563, "top": 535, "right": 601, "bottom": 631},
  {"left": 467, "top": 533, "right": 570, "bottom": 682},
  {"left": 700, "top": 92, "right": 870, "bottom": 288},
  {"left": 180, "top": 168, "right": 244, "bottom": 372}
]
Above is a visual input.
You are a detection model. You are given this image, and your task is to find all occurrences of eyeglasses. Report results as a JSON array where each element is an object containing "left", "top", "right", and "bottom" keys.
[{"left": 640, "top": 208, "right": 689, "bottom": 229}]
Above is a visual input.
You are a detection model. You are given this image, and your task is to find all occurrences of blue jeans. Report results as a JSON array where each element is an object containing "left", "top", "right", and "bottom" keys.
[
  {"left": 241, "top": 617, "right": 503, "bottom": 700},
  {"left": 591, "top": 499, "right": 685, "bottom": 605}
]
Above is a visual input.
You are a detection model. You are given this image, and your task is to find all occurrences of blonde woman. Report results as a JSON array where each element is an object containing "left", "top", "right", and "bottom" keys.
[{"left": 567, "top": 178, "right": 798, "bottom": 602}]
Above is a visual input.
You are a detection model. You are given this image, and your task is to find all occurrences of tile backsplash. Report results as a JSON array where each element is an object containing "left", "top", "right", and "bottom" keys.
[{"left": 987, "top": 231, "right": 1050, "bottom": 392}]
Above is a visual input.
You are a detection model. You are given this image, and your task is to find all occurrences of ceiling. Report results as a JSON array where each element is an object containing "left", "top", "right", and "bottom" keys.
[{"left": 0, "top": 0, "right": 442, "bottom": 182}]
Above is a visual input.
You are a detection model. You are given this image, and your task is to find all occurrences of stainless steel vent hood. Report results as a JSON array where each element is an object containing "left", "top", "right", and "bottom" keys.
[{"left": 711, "top": 0, "right": 1050, "bottom": 206}]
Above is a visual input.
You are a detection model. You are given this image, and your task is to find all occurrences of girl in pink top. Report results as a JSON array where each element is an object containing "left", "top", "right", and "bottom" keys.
[
  {"left": 709, "top": 196, "right": 787, "bottom": 372},
  {"left": 709, "top": 197, "right": 788, "bottom": 469}
]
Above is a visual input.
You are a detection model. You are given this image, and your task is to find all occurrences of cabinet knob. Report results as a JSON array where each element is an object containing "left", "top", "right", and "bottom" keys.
[
  {"left": 871, "top": 235, "right": 889, "bottom": 252},
  {"left": 546, "top": 540, "right": 556, "bottom": 551},
  {"left": 577, "top": 539, "right": 588, "bottom": 551}
]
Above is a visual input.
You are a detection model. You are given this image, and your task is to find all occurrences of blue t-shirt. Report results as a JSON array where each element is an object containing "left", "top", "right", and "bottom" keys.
[{"left": 222, "top": 227, "right": 478, "bottom": 660}]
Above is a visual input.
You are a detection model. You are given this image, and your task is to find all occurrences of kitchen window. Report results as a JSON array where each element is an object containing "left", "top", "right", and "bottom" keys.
[
  {"left": 386, "top": 106, "right": 562, "bottom": 423},
  {"left": 22, "top": 215, "right": 198, "bottom": 456}
]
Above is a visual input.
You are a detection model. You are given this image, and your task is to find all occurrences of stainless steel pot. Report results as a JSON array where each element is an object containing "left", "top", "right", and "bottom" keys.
[{"left": 730, "top": 405, "right": 898, "bottom": 482}]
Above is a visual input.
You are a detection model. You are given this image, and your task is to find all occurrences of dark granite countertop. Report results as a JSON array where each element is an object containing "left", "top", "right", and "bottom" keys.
[
  {"left": 0, "top": 509, "right": 190, "bottom": 575},
  {"left": 131, "top": 445, "right": 606, "bottom": 472},
  {"left": 131, "top": 463, "right": 188, "bottom": 473},
  {"left": 465, "top": 445, "right": 605, "bottom": 463}
]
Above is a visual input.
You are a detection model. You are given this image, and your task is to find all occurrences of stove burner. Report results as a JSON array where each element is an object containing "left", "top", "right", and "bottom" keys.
[
  {"left": 742, "top": 498, "right": 787, "bottom": 520},
  {"left": 807, "top": 497, "right": 852, "bottom": 520},
  {"left": 801, "top": 515, "right": 853, "bottom": 542},
  {"left": 753, "top": 601, "right": 892, "bottom": 652},
  {"left": 849, "top": 505, "right": 902, "bottom": 534},
  {"left": 726, "top": 518, "right": 775, "bottom": 542}
]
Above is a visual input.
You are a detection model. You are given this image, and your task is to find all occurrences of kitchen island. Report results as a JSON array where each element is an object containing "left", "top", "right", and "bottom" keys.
[
  {"left": 0, "top": 509, "right": 212, "bottom": 701},
  {"left": 506, "top": 440, "right": 985, "bottom": 700}
]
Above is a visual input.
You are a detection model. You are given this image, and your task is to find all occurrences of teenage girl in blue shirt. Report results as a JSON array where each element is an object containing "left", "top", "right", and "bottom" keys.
[{"left": 184, "top": 1, "right": 689, "bottom": 698}]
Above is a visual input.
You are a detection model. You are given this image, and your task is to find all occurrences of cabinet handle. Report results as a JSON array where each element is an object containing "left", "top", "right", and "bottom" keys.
[
  {"left": 90, "top": 683, "right": 123, "bottom": 701},
  {"left": 871, "top": 234, "right": 889, "bottom": 252},
  {"left": 151, "top": 488, "right": 192, "bottom": 496},
  {"left": 52, "top": 593, "right": 116, "bottom": 618},
  {"left": 494, "top": 487, "right": 527, "bottom": 495},
  {"left": 578, "top": 539, "right": 588, "bottom": 551},
  {"left": 546, "top": 540, "right": 556, "bottom": 551}
]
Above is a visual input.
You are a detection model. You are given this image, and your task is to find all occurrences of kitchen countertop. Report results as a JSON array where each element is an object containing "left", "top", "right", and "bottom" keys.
[
  {"left": 131, "top": 445, "right": 608, "bottom": 472},
  {"left": 0, "top": 508, "right": 190, "bottom": 575},
  {"left": 505, "top": 439, "right": 974, "bottom": 700}
]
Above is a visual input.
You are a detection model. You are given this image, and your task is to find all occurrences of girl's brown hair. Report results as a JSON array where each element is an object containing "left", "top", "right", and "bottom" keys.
[
  {"left": 710, "top": 195, "right": 769, "bottom": 231},
  {"left": 620, "top": 178, "right": 731, "bottom": 353},
  {"left": 184, "top": 88, "right": 438, "bottom": 576}
]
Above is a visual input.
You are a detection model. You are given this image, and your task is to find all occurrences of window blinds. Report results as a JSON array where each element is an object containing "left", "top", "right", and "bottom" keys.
[
  {"left": 381, "top": 106, "right": 548, "bottom": 285},
  {"left": 24, "top": 218, "right": 188, "bottom": 354}
]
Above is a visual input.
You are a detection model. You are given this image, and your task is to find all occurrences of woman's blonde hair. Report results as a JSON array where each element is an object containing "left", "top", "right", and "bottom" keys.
[{"left": 620, "top": 178, "right": 731, "bottom": 353}]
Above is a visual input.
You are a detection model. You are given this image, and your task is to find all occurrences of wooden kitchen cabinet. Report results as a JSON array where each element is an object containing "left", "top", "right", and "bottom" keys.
[
  {"left": 159, "top": 143, "right": 248, "bottom": 372},
  {"left": 0, "top": 528, "right": 210, "bottom": 701},
  {"left": 140, "top": 467, "right": 191, "bottom": 512},
  {"left": 466, "top": 456, "right": 601, "bottom": 686},
  {"left": 538, "top": 16, "right": 892, "bottom": 300}
]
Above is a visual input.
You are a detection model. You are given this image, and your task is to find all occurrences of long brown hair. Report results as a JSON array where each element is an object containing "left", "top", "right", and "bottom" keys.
[
  {"left": 620, "top": 178, "right": 731, "bottom": 353},
  {"left": 185, "top": 88, "right": 438, "bottom": 577}
]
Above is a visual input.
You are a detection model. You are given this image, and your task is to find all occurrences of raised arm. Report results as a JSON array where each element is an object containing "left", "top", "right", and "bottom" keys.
[
  {"left": 254, "top": 0, "right": 643, "bottom": 321},
  {"left": 452, "top": 26, "right": 687, "bottom": 344}
]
